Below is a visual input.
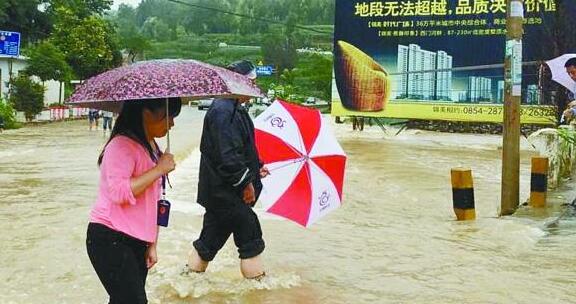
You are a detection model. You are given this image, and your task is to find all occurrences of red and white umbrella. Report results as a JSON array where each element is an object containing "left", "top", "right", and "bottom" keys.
[{"left": 254, "top": 100, "right": 347, "bottom": 227}]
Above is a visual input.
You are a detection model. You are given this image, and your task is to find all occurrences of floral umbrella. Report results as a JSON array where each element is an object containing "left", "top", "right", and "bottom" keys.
[{"left": 66, "top": 59, "right": 263, "bottom": 112}]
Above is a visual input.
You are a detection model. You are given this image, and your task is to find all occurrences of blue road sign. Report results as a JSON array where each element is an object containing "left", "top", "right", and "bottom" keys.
[
  {"left": 256, "top": 65, "right": 274, "bottom": 76},
  {"left": 0, "top": 31, "right": 20, "bottom": 57}
]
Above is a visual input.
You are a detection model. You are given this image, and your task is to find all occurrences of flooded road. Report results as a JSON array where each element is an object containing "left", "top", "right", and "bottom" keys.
[{"left": 0, "top": 107, "right": 575, "bottom": 304}]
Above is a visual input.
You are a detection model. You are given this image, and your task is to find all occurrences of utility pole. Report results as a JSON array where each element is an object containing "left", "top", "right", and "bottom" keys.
[
  {"left": 8, "top": 57, "right": 13, "bottom": 99},
  {"left": 501, "top": 0, "right": 524, "bottom": 215}
]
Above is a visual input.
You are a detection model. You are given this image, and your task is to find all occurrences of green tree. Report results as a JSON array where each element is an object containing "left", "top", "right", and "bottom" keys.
[
  {"left": 0, "top": 0, "right": 116, "bottom": 46},
  {"left": 268, "top": 83, "right": 295, "bottom": 101},
  {"left": 178, "top": 0, "right": 236, "bottom": 36},
  {"left": 48, "top": 0, "right": 113, "bottom": 18},
  {"left": 0, "top": 1, "right": 8, "bottom": 23},
  {"left": 110, "top": 4, "right": 151, "bottom": 62},
  {"left": 25, "top": 40, "right": 72, "bottom": 103},
  {"left": 9, "top": 76, "right": 45, "bottom": 121},
  {"left": 51, "top": 7, "right": 121, "bottom": 79},
  {"left": 103, "top": 23, "right": 124, "bottom": 67},
  {"left": 237, "top": 0, "right": 271, "bottom": 35},
  {"left": 135, "top": 0, "right": 182, "bottom": 39},
  {"left": 124, "top": 0, "right": 334, "bottom": 37},
  {"left": 121, "top": 30, "right": 151, "bottom": 62},
  {"left": 0, "top": 99, "right": 18, "bottom": 129},
  {"left": 141, "top": 17, "right": 171, "bottom": 41},
  {"left": 112, "top": 3, "right": 138, "bottom": 36},
  {"left": 291, "top": 54, "right": 332, "bottom": 101},
  {"left": 25, "top": 40, "right": 72, "bottom": 82},
  {"left": 280, "top": 68, "right": 296, "bottom": 85},
  {"left": 0, "top": 0, "right": 53, "bottom": 44},
  {"left": 261, "top": 31, "right": 298, "bottom": 80},
  {"left": 115, "top": 3, "right": 137, "bottom": 24}
]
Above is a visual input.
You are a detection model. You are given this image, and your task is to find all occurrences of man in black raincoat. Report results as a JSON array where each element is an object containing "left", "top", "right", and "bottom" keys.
[{"left": 187, "top": 60, "right": 269, "bottom": 279}]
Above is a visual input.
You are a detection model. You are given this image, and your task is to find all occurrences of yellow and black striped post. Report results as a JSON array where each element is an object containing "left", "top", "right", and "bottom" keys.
[
  {"left": 529, "top": 156, "right": 548, "bottom": 208},
  {"left": 451, "top": 168, "right": 476, "bottom": 221}
]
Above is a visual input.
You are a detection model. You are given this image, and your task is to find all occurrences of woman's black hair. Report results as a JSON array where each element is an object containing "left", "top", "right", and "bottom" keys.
[{"left": 97, "top": 97, "right": 182, "bottom": 166}]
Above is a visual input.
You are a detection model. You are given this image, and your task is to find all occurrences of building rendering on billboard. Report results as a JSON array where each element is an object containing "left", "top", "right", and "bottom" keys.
[{"left": 331, "top": 0, "right": 574, "bottom": 124}]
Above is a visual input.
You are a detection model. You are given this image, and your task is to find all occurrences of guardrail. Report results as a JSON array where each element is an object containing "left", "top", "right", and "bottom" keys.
[{"left": 15, "top": 107, "right": 90, "bottom": 123}]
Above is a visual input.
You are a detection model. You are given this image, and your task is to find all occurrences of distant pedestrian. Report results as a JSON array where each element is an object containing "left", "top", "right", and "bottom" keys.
[
  {"left": 561, "top": 100, "right": 576, "bottom": 124},
  {"left": 0, "top": 114, "right": 4, "bottom": 133},
  {"left": 102, "top": 111, "right": 114, "bottom": 133},
  {"left": 352, "top": 116, "right": 364, "bottom": 131},
  {"left": 88, "top": 109, "right": 100, "bottom": 131}
]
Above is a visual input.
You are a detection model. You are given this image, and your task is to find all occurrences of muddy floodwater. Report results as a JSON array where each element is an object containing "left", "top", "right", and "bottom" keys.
[{"left": 1, "top": 107, "right": 575, "bottom": 304}]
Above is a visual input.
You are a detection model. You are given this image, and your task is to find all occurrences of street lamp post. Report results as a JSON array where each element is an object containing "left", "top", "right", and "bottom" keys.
[{"left": 501, "top": 0, "right": 525, "bottom": 215}]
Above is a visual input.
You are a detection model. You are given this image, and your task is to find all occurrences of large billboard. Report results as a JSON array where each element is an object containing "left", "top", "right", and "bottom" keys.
[{"left": 332, "top": 0, "right": 575, "bottom": 124}]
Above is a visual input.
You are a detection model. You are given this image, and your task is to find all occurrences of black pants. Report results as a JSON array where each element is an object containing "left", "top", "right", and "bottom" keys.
[
  {"left": 103, "top": 117, "right": 113, "bottom": 130},
  {"left": 86, "top": 223, "right": 149, "bottom": 304},
  {"left": 193, "top": 202, "right": 265, "bottom": 262}
]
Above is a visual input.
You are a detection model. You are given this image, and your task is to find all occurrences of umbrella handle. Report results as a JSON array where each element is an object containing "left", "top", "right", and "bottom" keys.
[
  {"left": 166, "top": 98, "right": 170, "bottom": 153},
  {"left": 267, "top": 157, "right": 307, "bottom": 172}
]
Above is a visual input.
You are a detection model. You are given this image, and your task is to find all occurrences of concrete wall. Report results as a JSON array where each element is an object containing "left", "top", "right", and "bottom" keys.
[
  {"left": 15, "top": 107, "right": 89, "bottom": 122},
  {"left": 0, "top": 56, "right": 64, "bottom": 105},
  {"left": 528, "top": 126, "right": 576, "bottom": 189},
  {"left": 0, "top": 56, "right": 27, "bottom": 98},
  {"left": 40, "top": 79, "right": 64, "bottom": 104}
]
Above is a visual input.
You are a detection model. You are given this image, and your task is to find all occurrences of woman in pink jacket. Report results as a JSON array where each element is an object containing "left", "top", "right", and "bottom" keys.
[{"left": 86, "top": 98, "right": 181, "bottom": 304}]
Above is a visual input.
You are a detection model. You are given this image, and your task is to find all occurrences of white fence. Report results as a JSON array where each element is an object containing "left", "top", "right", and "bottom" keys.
[{"left": 15, "top": 107, "right": 90, "bottom": 123}]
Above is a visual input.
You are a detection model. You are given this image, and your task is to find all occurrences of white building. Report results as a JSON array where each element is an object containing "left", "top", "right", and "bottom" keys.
[
  {"left": 497, "top": 80, "right": 505, "bottom": 103},
  {"left": 396, "top": 44, "right": 453, "bottom": 101},
  {"left": 526, "top": 84, "right": 540, "bottom": 104},
  {"left": 408, "top": 44, "right": 435, "bottom": 99},
  {"left": 396, "top": 45, "right": 409, "bottom": 99},
  {"left": 436, "top": 51, "right": 452, "bottom": 100},
  {"left": 467, "top": 76, "right": 492, "bottom": 102},
  {"left": 0, "top": 56, "right": 64, "bottom": 105}
]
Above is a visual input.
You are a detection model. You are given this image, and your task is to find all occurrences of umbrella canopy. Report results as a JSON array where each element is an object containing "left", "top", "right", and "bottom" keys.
[
  {"left": 546, "top": 54, "right": 576, "bottom": 94},
  {"left": 66, "top": 59, "right": 263, "bottom": 112},
  {"left": 254, "top": 100, "right": 347, "bottom": 227}
]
